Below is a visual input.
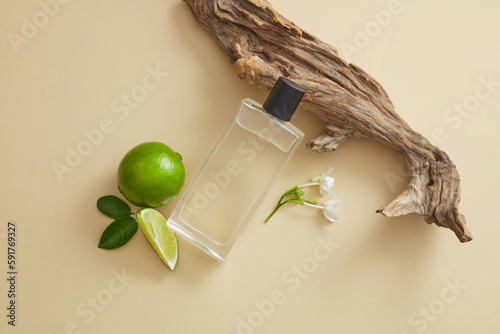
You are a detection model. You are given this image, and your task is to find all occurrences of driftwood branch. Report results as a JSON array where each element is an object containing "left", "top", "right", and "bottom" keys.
[{"left": 183, "top": 0, "right": 472, "bottom": 242}]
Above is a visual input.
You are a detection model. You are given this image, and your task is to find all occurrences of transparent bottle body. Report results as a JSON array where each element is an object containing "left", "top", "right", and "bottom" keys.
[{"left": 167, "top": 98, "right": 304, "bottom": 261}]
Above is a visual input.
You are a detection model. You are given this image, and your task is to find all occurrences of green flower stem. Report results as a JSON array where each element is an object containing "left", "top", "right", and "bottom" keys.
[
  {"left": 279, "top": 186, "right": 299, "bottom": 201},
  {"left": 265, "top": 168, "right": 337, "bottom": 223},
  {"left": 265, "top": 183, "right": 320, "bottom": 222},
  {"left": 265, "top": 201, "right": 287, "bottom": 222},
  {"left": 266, "top": 186, "right": 299, "bottom": 222}
]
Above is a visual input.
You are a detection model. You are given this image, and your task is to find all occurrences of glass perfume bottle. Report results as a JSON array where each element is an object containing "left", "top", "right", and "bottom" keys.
[{"left": 167, "top": 77, "right": 306, "bottom": 261}]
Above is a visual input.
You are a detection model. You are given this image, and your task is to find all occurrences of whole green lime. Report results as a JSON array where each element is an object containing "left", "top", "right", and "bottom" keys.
[{"left": 117, "top": 142, "right": 185, "bottom": 208}]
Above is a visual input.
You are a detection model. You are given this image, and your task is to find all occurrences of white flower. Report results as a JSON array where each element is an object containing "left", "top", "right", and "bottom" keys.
[
  {"left": 323, "top": 198, "right": 341, "bottom": 223},
  {"left": 299, "top": 198, "right": 340, "bottom": 223},
  {"left": 302, "top": 167, "right": 335, "bottom": 195},
  {"left": 319, "top": 167, "right": 335, "bottom": 196}
]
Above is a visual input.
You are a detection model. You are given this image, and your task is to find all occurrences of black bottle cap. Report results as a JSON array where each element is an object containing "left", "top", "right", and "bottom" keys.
[{"left": 262, "top": 77, "right": 305, "bottom": 121}]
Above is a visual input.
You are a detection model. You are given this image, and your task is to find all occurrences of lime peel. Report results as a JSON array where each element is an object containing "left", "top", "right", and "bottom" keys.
[{"left": 117, "top": 141, "right": 185, "bottom": 208}]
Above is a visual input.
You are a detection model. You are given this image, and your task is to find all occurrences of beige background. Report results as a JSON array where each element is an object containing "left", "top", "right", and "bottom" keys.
[{"left": 1, "top": 0, "right": 499, "bottom": 333}]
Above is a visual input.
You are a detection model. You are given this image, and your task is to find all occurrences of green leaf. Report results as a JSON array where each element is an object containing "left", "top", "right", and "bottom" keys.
[
  {"left": 97, "top": 195, "right": 131, "bottom": 219},
  {"left": 98, "top": 216, "right": 138, "bottom": 250}
]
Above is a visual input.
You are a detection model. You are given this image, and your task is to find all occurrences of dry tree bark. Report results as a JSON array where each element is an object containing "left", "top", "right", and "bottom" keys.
[{"left": 183, "top": 0, "right": 472, "bottom": 242}]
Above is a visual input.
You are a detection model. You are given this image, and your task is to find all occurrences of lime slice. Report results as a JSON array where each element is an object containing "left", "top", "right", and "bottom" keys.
[{"left": 136, "top": 208, "right": 178, "bottom": 270}]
